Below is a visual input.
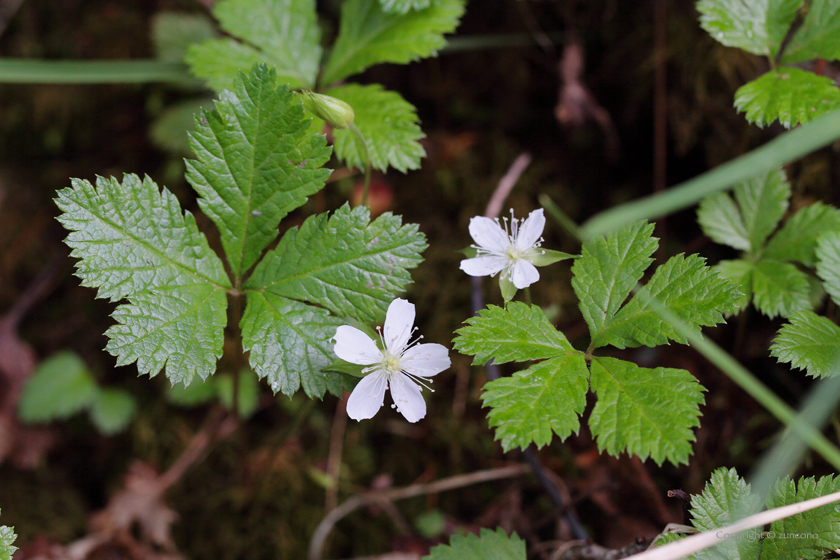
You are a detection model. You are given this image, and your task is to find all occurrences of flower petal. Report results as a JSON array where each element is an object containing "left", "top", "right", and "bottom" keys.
[
  {"left": 460, "top": 255, "right": 508, "bottom": 277},
  {"left": 511, "top": 259, "right": 540, "bottom": 289},
  {"left": 384, "top": 298, "right": 415, "bottom": 352},
  {"left": 333, "top": 326, "right": 381, "bottom": 365},
  {"left": 346, "top": 371, "right": 388, "bottom": 421},
  {"left": 401, "top": 343, "right": 450, "bottom": 377},
  {"left": 468, "top": 216, "right": 509, "bottom": 252},
  {"left": 515, "top": 208, "right": 545, "bottom": 251},
  {"left": 390, "top": 373, "right": 426, "bottom": 422}
]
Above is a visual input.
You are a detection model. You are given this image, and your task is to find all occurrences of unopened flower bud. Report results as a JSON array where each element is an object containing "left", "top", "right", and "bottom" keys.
[{"left": 300, "top": 91, "right": 355, "bottom": 129}]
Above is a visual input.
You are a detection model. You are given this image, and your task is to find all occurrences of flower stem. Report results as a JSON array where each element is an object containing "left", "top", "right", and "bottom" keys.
[{"left": 349, "top": 122, "right": 372, "bottom": 207}]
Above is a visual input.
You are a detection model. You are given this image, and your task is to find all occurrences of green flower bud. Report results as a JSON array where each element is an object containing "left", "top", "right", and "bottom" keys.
[{"left": 301, "top": 91, "right": 355, "bottom": 129}]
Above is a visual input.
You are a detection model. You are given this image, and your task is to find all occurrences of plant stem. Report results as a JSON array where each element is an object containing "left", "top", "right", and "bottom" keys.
[{"left": 348, "top": 122, "right": 371, "bottom": 206}]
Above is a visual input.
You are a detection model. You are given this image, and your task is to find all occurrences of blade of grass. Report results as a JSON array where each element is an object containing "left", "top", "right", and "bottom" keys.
[{"left": 0, "top": 59, "right": 199, "bottom": 84}]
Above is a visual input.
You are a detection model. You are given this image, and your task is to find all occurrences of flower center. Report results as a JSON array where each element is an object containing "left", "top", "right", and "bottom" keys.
[{"left": 382, "top": 352, "right": 402, "bottom": 376}]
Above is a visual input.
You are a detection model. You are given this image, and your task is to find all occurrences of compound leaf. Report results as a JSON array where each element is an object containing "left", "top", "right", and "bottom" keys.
[
  {"left": 734, "top": 68, "right": 840, "bottom": 129},
  {"left": 328, "top": 84, "right": 426, "bottom": 173},
  {"left": 55, "top": 174, "right": 229, "bottom": 384},
  {"left": 572, "top": 221, "right": 657, "bottom": 342},
  {"left": 453, "top": 302, "right": 574, "bottom": 365},
  {"left": 752, "top": 259, "right": 811, "bottom": 318},
  {"left": 380, "top": 0, "right": 439, "bottom": 13},
  {"left": 589, "top": 357, "right": 705, "bottom": 466},
  {"left": 423, "top": 527, "right": 526, "bottom": 560},
  {"left": 697, "top": 192, "right": 750, "bottom": 251},
  {"left": 245, "top": 204, "right": 426, "bottom": 322},
  {"left": 697, "top": 0, "right": 801, "bottom": 58},
  {"left": 816, "top": 231, "right": 840, "bottom": 305},
  {"left": 186, "top": 0, "right": 321, "bottom": 90},
  {"left": 481, "top": 354, "right": 588, "bottom": 451},
  {"left": 186, "top": 65, "right": 332, "bottom": 278},
  {"left": 734, "top": 168, "right": 790, "bottom": 250},
  {"left": 18, "top": 351, "right": 98, "bottom": 423},
  {"left": 771, "top": 310, "right": 840, "bottom": 378},
  {"left": 763, "top": 475, "right": 840, "bottom": 560},
  {"left": 241, "top": 292, "right": 352, "bottom": 398},
  {"left": 596, "top": 254, "right": 740, "bottom": 349},
  {"left": 764, "top": 202, "right": 840, "bottom": 266},
  {"left": 321, "top": 0, "right": 465, "bottom": 86},
  {"left": 782, "top": 0, "right": 840, "bottom": 63},
  {"left": 89, "top": 388, "right": 137, "bottom": 435}
]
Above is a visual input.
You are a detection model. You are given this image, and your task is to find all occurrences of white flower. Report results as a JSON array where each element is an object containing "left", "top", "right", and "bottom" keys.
[
  {"left": 460, "top": 208, "right": 546, "bottom": 289},
  {"left": 332, "top": 298, "right": 450, "bottom": 423}
]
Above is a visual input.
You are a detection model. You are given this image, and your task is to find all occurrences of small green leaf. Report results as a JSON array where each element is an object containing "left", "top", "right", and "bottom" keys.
[
  {"left": 572, "top": 221, "right": 657, "bottom": 341},
  {"left": 322, "top": 360, "right": 367, "bottom": 378},
  {"left": 764, "top": 202, "right": 840, "bottom": 266},
  {"left": 715, "top": 259, "right": 753, "bottom": 312},
  {"left": 423, "top": 527, "right": 526, "bottom": 560},
  {"left": 414, "top": 510, "right": 446, "bottom": 538},
  {"left": 734, "top": 68, "right": 840, "bottom": 129},
  {"left": 328, "top": 84, "right": 426, "bottom": 173},
  {"left": 481, "top": 354, "right": 588, "bottom": 451},
  {"left": 589, "top": 357, "right": 705, "bottom": 466},
  {"left": 88, "top": 388, "right": 137, "bottom": 435},
  {"left": 816, "top": 231, "right": 840, "bottom": 305},
  {"left": 697, "top": 0, "right": 801, "bottom": 58},
  {"left": 499, "top": 274, "right": 517, "bottom": 303},
  {"left": 216, "top": 369, "right": 260, "bottom": 418},
  {"left": 596, "top": 253, "right": 741, "bottom": 349},
  {"left": 380, "top": 0, "right": 440, "bottom": 13},
  {"left": 186, "top": 0, "right": 321, "bottom": 90},
  {"left": 166, "top": 377, "right": 218, "bottom": 406},
  {"left": 0, "top": 511, "right": 16, "bottom": 560},
  {"left": 18, "top": 351, "right": 99, "bottom": 423},
  {"left": 530, "top": 249, "right": 576, "bottom": 267},
  {"left": 321, "top": 0, "right": 465, "bottom": 86},
  {"left": 781, "top": 0, "right": 840, "bottom": 63},
  {"left": 771, "top": 310, "right": 840, "bottom": 378},
  {"left": 751, "top": 259, "right": 811, "bottom": 318},
  {"left": 453, "top": 302, "right": 574, "bottom": 365},
  {"left": 697, "top": 192, "right": 750, "bottom": 251},
  {"left": 152, "top": 12, "right": 217, "bottom": 63}
]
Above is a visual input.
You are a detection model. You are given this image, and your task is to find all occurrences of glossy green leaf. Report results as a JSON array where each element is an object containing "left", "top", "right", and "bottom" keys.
[
  {"left": 816, "top": 231, "right": 840, "bottom": 305},
  {"left": 734, "top": 69, "right": 840, "bottom": 129},
  {"left": 771, "top": 310, "right": 840, "bottom": 378},
  {"left": 89, "top": 388, "right": 137, "bottom": 435},
  {"left": 751, "top": 259, "right": 811, "bottom": 318},
  {"left": 589, "top": 357, "right": 705, "bottom": 466},
  {"left": 18, "top": 351, "right": 98, "bottom": 423},
  {"left": 423, "top": 527, "right": 525, "bottom": 560},
  {"left": 764, "top": 202, "right": 840, "bottom": 266},
  {"left": 697, "top": 0, "right": 801, "bottom": 58},
  {"left": 782, "top": 0, "right": 840, "bottom": 63}
]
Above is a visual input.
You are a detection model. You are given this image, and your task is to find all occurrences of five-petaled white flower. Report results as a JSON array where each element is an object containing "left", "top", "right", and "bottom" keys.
[
  {"left": 460, "top": 208, "right": 546, "bottom": 289},
  {"left": 333, "top": 298, "right": 450, "bottom": 423}
]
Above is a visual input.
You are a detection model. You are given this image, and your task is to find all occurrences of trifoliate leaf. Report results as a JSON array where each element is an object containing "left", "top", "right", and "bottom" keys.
[
  {"left": 380, "top": 0, "right": 439, "bottom": 14},
  {"left": 751, "top": 259, "right": 811, "bottom": 318},
  {"left": 245, "top": 204, "right": 426, "bottom": 322},
  {"left": 186, "top": 65, "right": 332, "bottom": 278},
  {"left": 715, "top": 259, "right": 753, "bottom": 311},
  {"left": 688, "top": 468, "right": 762, "bottom": 560},
  {"left": 55, "top": 174, "right": 230, "bottom": 384},
  {"left": 216, "top": 368, "right": 260, "bottom": 418},
  {"left": 764, "top": 202, "right": 840, "bottom": 266},
  {"left": 166, "top": 376, "right": 217, "bottom": 406},
  {"left": 816, "top": 231, "right": 840, "bottom": 305},
  {"left": 763, "top": 475, "right": 840, "bottom": 560},
  {"left": 453, "top": 302, "right": 574, "bottom": 365},
  {"left": 89, "top": 388, "right": 137, "bottom": 435},
  {"left": 572, "top": 221, "right": 657, "bottom": 341},
  {"left": 697, "top": 0, "right": 800, "bottom": 58},
  {"left": 320, "top": 0, "right": 465, "bottom": 86},
  {"left": 588, "top": 357, "right": 705, "bottom": 466},
  {"left": 697, "top": 192, "right": 750, "bottom": 251},
  {"left": 152, "top": 12, "right": 217, "bottom": 63},
  {"left": 0, "top": 513, "right": 16, "bottom": 560},
  {"left": 186, "top": 0, "right": 321, "bottom": 90},
  {"left": 423, "top": 527, "right": 526, "bottom": 560},
  {"left": 18, "top": 351, "right": 98, "bottom": 423},
  {"left": 328, "top": 84, "right": 426, "bottom": 173},
  {"left": 241, "top": 292, "right": 351, "bottom": 398},
  {"left": 734, "top": 68, "right": 840, "bottom": 129},
  {"left": 596, "top": 254, "right": 740, "bottom": 349},
  {"left": 781, "top": 0, "right": 840, "bottom": 63},
  {"left": 771, "top": 310, "right": 840, "bottom": 378},
  {"left": 481, "top": 354, "right": 588, "bottom": 451}
]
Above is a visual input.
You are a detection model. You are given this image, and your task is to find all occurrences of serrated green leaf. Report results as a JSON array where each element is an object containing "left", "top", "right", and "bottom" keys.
[
  {"left": 166, "top": 376, "right": 217, "bottom": 406},
  {"left": 186, "top": 0, "right": 321, "bottom": 90},
  {"left": 241, "top": 292, "right": 352, "bottom": 398},
  {"left": 697, "top": 192, "right": 750, "bottom": 251},
  {"left": 186, "top": 65, "right": 331, "bottom": 278},
  {"left": 589, "top": 357, "right": 705, "bottom": 466},
  {"left": 752, "top": 259, "right": 811, "bottom": 318},
  {"left": 380, "top": 0, "right": 439, "bottom": 13},
  {"left": 321, "top": 0, "right": 465, "bottom": 86},
  {"left": 89, "top": 388, "right": 137, "bottom": 435},
  {"left": 246, "top": 204, "right": 425, "bottom": 322},
  {"left": 771, "top": 310, "right": 840, "bottom": 378},
  {"left": 763, "top": 475, "right": 840, "bottom": 560},
  {"left": 152, "top": 12, "right": 217, "bottom": 63},
  {"left": 453, "top": 302, "right": 574, "bottom": 365},
  {"left": 596, "top": 254, "right": 740, "bottom": 349},
  {"left": 481, "top": 354, "right": 588, "bottom": 451},
  {"left": 572, "top": 221, "right": 657, "bottom": 341},
  {"left": 781, "top": 0, "right": 840, "bottom": 63},
  {"left": 327, "top": 84, "right": 426, "bottom": 173},
  {"left": 0, "top": 513, "right": 16, "bottom": 560},
  {"left": 735, "top": 168, "right": 790, "bottom": 250},
  {"left": 764, "top": 202, "right": 840, "bottom": 266},
  {"left": 18, "top": 351, "right": 99, "bottom": 423},
  {"left": 423, "top": 527, "right": 526, "bottom": 560},
  {"left": 715, "top": 259, "right": 753, "bottom": 311},
  {"left": 816, "top": 231, "right": 840, "bottom": 305},
  {"left": 697, "top": 0, "right": 801, "bottom": 58},
  {"left": 216, "top": 368, "right": 260, "bottom": 418},
  {"left": 734, "top": 68, "right": 840, "bottom": 129}
]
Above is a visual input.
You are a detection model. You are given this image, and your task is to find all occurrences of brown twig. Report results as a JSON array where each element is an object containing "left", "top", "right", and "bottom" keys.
[{"left": 484, "top": 153, "right": 532, "bottom": 219}]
